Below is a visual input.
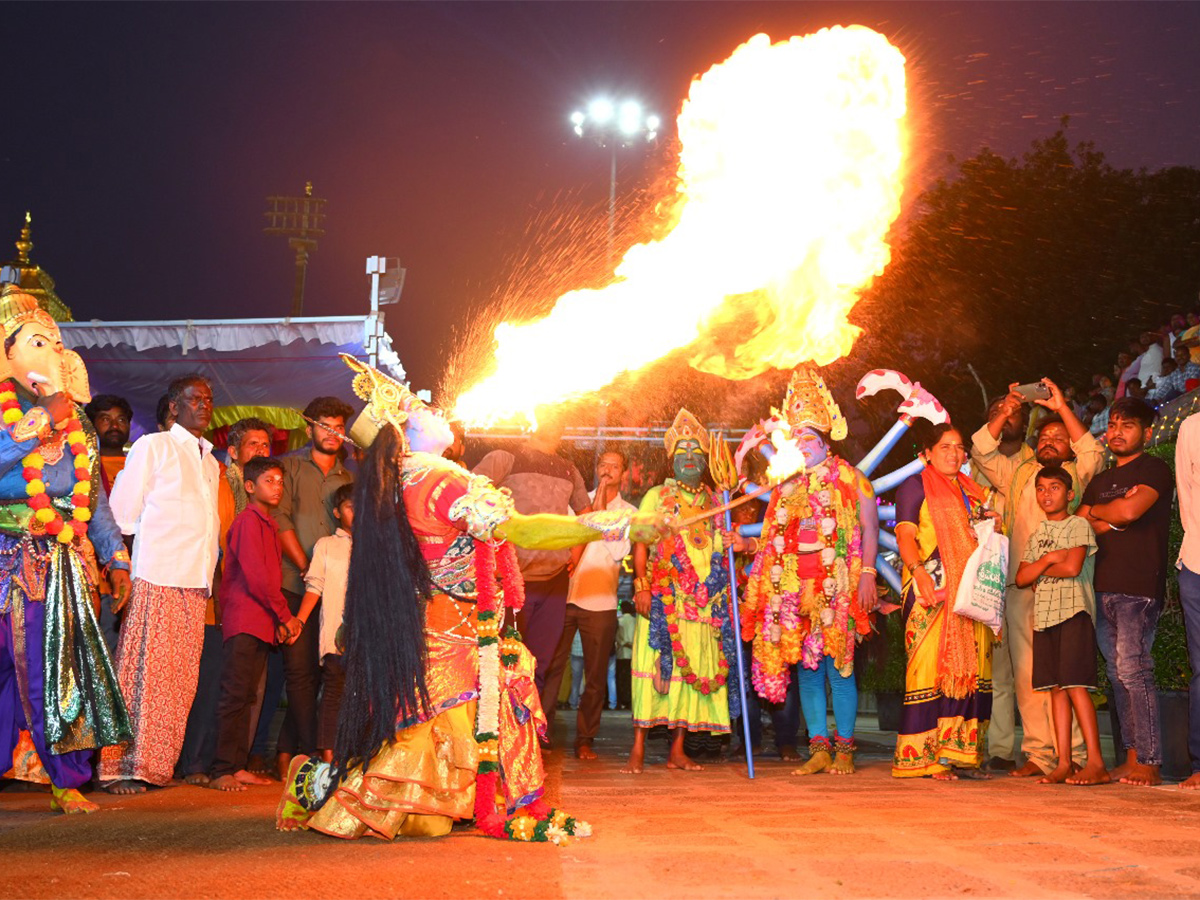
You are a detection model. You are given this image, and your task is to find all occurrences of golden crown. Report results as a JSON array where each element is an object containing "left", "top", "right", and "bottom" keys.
[
  {"left": 664, "top": 407, "right": 711, "bottom": 455},
  {"left": 783, "top": 366, "right": 847, "bottom": 442},
  {"left": 0, "top": 284, "right": 56, "bottom": 341},
  {"left": 341, "top": 353, "right": 428, "bottom": 449}
]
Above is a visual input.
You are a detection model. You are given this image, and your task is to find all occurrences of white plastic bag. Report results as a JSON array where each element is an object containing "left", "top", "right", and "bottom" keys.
[{"left": 952, "top": 518, "right": 1008, "bottom": 635}]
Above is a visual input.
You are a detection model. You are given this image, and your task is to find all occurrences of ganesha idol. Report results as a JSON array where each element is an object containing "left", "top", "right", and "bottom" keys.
[{"left": 0, "top": 284, "right": 132, "bottom": 815}]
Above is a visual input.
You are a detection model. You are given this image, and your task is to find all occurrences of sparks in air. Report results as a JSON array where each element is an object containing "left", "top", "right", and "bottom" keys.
[{"left": 454, "top": 25, "right": 909, "bottom": 426}]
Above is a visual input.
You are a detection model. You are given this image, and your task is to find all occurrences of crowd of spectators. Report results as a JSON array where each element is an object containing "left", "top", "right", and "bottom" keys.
[{"left": 1079, "top": 309, "right": 1200, "bottom": 438}]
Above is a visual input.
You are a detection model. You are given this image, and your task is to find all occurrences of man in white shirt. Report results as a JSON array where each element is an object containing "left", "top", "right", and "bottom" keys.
[
  {"left": 1174, "top": 412, "right": 1200, "bottom": 791},
  {"left": 99, "top": 375, "right": 221, "bottom": 793},
  {"left": 541, "top": 450, "right": 635, "bottom": 759}
]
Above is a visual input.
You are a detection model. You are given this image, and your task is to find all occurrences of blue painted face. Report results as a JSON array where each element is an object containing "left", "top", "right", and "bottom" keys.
[
  {"left": 672, "top": 438, "right": 707, "bottom": 487},
  {"left": 793, "top": 427, "right": 829, "bottom": 468},
  {"left": 405, "top": 406, "right": 454, "bottom": 455}
]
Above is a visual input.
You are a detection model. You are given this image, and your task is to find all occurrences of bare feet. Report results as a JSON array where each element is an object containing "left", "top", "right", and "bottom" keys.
[
  {"left": 666, "top": 750, "right": 704, "bottom": 771},
  {"left": 987, "top": 756, "right": 1017, "bottom": 772},
  {"left": 620, "top": 744, "right": 645, "bottom": 775},
  {"left": 1066, "top": 763, "right": 1112, "bottom": 786},
  {"left": 184, "top": 773, "right": 210, "bottom": 786},
  {"left": 575, "top": 744, "right": 598, "bottom": 761},
  {"left": 1110, "top": 749, "right": 1137, "bottom": 782},
  {"left": 932, "top": 770, "right": 958, "bottom": 781},
  {"left": 1010, "top": 760, "right": 1048, "bottom": 778},
  {"left": 830, "top": 751, "right": 855, "bottom": 775},
  {"left": 792, "top": 749, "right": 832, "bottom": 776},
  {"left": 234, "top": 769, "right": 273, "bottom": 785},
  {"left": 246, "top": 754, "right": 272, "bottom": 777},
  {"left": 1181, "top": 772, "right": 1200, "bottom": 791},
  {"left": 778, "top": 745, "right": 802, "bottom": 763},
  {"left": 956, "top": 767, "right": 992, "bottom": 780},
  {"left": 104, "top": 780, "right": 147, "bottom": 795},
  {"left": 50, "top": 786, "right": 99, "bottom": 814},
  {"left": 276, "top": 753, "right": 292, "bottom": 783},
  {"left": 1119, "top": 762, "right": 1162, "bottom": 786},
  {"left": 1037, "top": 763, "right": 1080, "bottom": 785},
  {"left": 208, "top": 774, "right": 247, "bottom": 792}
]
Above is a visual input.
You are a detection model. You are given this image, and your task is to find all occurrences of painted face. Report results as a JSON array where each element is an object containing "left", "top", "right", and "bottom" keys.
[
  {"left": 925, "top": 429, "right": 966, "bottom": 477},
  {"left": 6, "top": 321, "right": 65, "bottom": 396},
  {"left": 1035, "top": 476, "right": 1072, "bottom": 516},
  {"left": 791, "top": 427, "right": 829, "bottom": 468},
  {"left": 406, "top": 406, "right": 454, "bottom": 455},
  {"left": 672, "top": 438, "right": 708, "bottom": 485},
  {"left": 232, "top": 429, "right": 272, "bottom": 467}
]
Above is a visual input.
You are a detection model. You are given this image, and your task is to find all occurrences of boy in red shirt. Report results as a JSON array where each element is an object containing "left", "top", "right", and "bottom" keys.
[{"left": 209, "top": 457, "right": 302, "bottom": 791}]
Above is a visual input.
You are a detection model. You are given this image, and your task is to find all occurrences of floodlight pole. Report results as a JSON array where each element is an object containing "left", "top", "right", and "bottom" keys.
[{"left": 264, "top": 181, "right": 327, "bottom": 317}]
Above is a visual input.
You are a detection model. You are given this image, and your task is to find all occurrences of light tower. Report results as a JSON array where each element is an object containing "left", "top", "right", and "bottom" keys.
[
  {"left": 264, "top": 181, "right": 327, "bottom": 316},
  {"left": 569, "top": 98, "right": 660, "bottom": 268}
]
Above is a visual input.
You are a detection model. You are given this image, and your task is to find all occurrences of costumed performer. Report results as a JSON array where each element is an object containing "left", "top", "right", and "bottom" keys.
[
  {"left": 731, "top": 367, "right": 879, "bottom": 775},
  {"left": 892, "top": 423, "right": 995, "bottom": 779},
  {"left": 0, "top": 285, "right": 132, "bottom": 814},
  {"left": 277, "top": 356, "right": 665, "bottom": 842},
  {"left": 623, "top": 408, "right": 740, "bottom": 774}
]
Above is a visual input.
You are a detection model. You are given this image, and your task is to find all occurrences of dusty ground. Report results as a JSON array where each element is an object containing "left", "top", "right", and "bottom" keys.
[{"left": 2, "top": 712, "right": 1199, "bottom": 900}]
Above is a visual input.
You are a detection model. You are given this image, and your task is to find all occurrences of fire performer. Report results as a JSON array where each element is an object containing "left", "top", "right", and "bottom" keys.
[
  {"left": 735, "top": 368, "right": 879, "bottom": 775},
  {"left": 277, "top": 356, "right": 664, "bottom": 842},
  {"left": 623, "top": 409, "right": 740, "bottom": 774},
  {"left": 0, "top": 285, "right": 132, "bottom": 814}
]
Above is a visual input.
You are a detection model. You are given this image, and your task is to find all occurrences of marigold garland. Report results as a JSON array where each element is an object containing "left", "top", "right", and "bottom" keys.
[
  {"left": 0, "top": 380, "right": 90, "bottom": 545},
  {"left": 472, "top": 538, "right": 588, "bottom": 844}
]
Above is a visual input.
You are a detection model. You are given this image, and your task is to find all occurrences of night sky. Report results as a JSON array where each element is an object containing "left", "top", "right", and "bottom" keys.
[{"left": 5, "top": 2, "right": 1200, "bottom": 392}]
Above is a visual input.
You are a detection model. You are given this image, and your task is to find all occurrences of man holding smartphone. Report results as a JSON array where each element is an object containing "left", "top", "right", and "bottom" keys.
[{"left": 971, "top": 378, "right": 1104, "bottom": 778}]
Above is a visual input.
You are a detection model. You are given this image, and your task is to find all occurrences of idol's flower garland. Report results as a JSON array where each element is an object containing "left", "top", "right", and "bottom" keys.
[
  {"left": 647, "top": 536, "right": 742, "bottom": 719},
  {"left": 472, "top": 538, "right": 589, "bottom": 844},
  {"left": 743, "top": 459, "right": 864, "bottom": 703},
  {"left": 0, "top": 381, "right": 90, "bottom": 545}
]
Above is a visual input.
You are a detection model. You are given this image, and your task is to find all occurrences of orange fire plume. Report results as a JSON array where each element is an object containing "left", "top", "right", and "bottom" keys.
[{"left": 454, "top": 26, "right": 908, "bottom": 426}]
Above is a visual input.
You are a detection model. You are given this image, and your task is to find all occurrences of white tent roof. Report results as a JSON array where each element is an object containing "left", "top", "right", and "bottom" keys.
[{"left": 61, "top": 314, "right": 404, "bottom": 436}]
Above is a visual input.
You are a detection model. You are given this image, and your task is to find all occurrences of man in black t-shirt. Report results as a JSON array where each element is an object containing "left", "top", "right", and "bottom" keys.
[{"left": 1078, "top": 397, "right": 1173, "bottom": 788}]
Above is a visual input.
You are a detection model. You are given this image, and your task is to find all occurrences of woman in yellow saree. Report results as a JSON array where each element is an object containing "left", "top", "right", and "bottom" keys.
[{"left": 892, "top": 424, "right": 996, "bottom": 780}]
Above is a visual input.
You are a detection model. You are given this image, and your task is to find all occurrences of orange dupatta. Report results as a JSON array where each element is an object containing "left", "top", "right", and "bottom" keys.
[{"left": 920, "top": 466, "right": 987, "bottom": 700}]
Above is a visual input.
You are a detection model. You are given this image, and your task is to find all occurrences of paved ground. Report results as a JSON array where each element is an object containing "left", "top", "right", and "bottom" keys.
[{"left": 2, "top": 712, "right": 1199, "bottom": 900}]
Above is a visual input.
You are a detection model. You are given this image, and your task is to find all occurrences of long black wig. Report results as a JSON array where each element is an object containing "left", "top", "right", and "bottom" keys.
[{"left": 329, "top": 424, "right": 434, "bottom": 788}]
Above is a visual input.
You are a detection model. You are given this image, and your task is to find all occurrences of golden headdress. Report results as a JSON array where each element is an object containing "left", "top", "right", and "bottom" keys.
[
  {"left": 341, "top": 353, "right": 428, "bottom": 449},
  {"left": 0, "top": 284, "right": 56, "bottom": 338},
  {"left": 664, "top": 407, "right": 711, "bottom": 455},
  {"left": 782, "top": 366, "right": 847, "bottom": 442},
  {"left": 0, "top": 284, "right": 90, "bottom": 402}
]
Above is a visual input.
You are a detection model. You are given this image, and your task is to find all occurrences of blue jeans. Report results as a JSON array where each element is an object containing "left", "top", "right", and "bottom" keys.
[
  {"left": 798, "top": 655, "right": 857, "bottom": 742},
  {"left": 1096, "top": 591, "right": 1162, "bottom": 767},
  {"left": 1177, "top": 566, "right": 1200, "bottom": 774}
]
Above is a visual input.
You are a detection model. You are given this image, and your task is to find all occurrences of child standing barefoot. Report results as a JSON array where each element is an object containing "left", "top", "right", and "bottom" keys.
[{"left": 1015, "top": 466, "right": 1110, "bottom": 787}]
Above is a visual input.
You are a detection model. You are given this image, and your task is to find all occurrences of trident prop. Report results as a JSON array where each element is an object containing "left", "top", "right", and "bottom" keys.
[{"left": 709, "top": 431, "right": 755, "bottom": 779}]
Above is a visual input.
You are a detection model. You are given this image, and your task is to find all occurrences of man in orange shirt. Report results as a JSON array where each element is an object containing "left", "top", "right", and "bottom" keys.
[{"left": 85, "top": 394, "right": 133, "bottom": 494}]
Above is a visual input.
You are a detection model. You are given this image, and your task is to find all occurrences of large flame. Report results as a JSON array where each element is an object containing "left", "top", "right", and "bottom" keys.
[{"left": 454, "top": 26, "right": 907, "bottom": 425}]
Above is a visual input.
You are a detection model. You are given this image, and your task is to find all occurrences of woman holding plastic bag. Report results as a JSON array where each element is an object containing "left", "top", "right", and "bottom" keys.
[{"left": 891, "top": 424, "right": 999, "bottom": 780}]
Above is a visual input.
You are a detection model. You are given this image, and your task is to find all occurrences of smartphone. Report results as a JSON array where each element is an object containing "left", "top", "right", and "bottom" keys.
[{"left": 1013, "top": 382, "right": 1051, "bottom": 402}]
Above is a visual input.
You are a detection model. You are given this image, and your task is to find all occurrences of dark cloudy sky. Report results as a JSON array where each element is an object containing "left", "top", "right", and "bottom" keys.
[{"left": 5, "top": 1, "right": 1199, "bottom": 389}]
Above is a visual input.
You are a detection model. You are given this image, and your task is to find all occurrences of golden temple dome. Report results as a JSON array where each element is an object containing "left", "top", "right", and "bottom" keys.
[{"left": 0, "top": 213, "right": 73, "bottom": 323}]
